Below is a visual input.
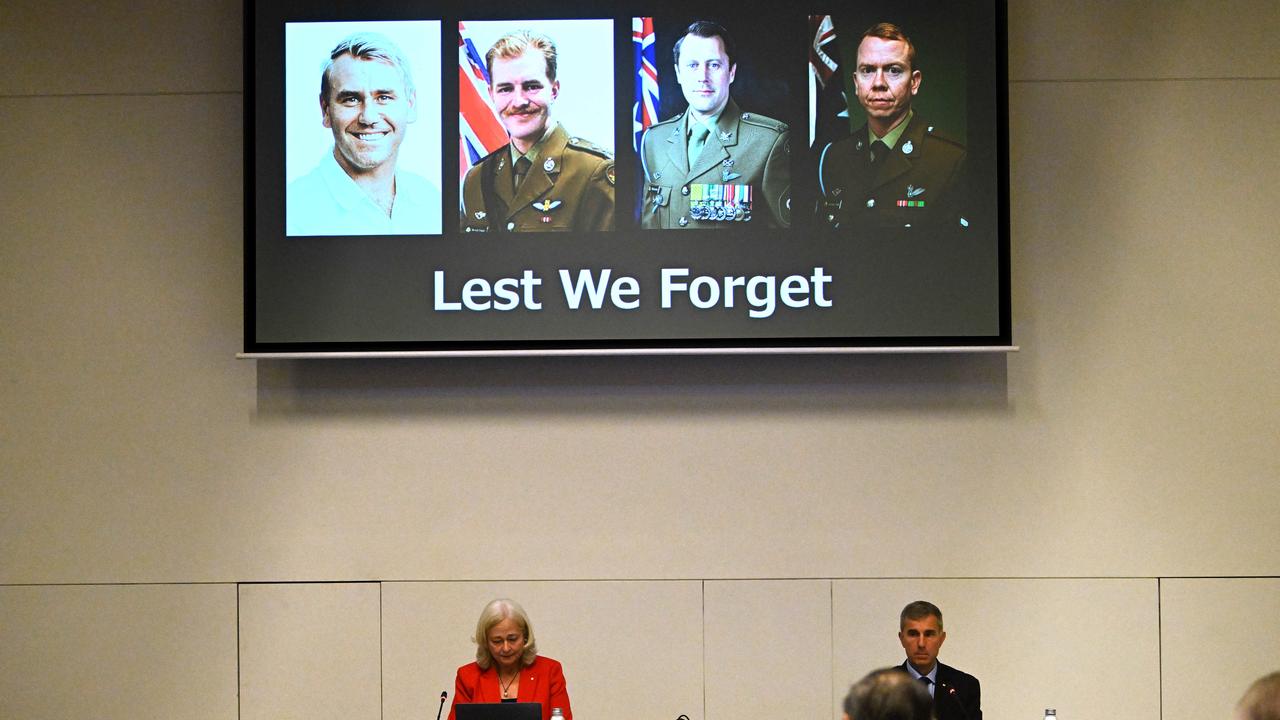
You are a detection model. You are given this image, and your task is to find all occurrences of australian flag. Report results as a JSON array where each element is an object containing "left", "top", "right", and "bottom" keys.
[
  {"left": 632, "top": 17, "right": 659, "bottom": 153},
  {"left": 459, "top": 22, "right": 508, "bottom": 184},
  {"left": 809, "top": 14, "right": 849, "bottom": 148}
]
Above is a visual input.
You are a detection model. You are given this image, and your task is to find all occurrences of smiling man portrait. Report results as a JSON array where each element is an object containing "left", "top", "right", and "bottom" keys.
[
  {"left": 460, "top": 28, "right": 615, "bottom": 233},
  {"left": 287, "top": 30, "right": 442, "bottom": 236}
]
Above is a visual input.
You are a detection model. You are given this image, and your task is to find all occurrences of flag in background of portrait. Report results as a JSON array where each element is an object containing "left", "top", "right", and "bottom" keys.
[
  {"left": 458, "top": 21, "right": 508, "bottom": 185},
  {"left": 809, "top": 14, "right": 848, "bottom": 148},
  {"left": 632, "top": 17, "right": 659, "bottom": 153}
]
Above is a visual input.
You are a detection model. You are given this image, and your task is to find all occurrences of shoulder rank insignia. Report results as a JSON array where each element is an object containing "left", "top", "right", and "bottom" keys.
[{"left": 606, "top": 165, "right": 616, "bottom": 186}]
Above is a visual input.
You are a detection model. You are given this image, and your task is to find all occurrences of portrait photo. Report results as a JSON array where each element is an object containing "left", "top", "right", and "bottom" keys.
[
  {"left": 284, "top": 20, "right": 443, "bottom": 236},
  {"left": 632, "top": 13, "right": 798, "bottom": 230},
  {"left": 459, "top": 18, "right": 616, "bottom": 233}
]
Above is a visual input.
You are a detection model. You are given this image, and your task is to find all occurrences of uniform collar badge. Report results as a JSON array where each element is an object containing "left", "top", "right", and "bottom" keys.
[
  {"left": 902, "top": 140, "right": 914, "bottom": 155},
  {"left": 543, "top": 158, "right": 556, "bottom": 172}
]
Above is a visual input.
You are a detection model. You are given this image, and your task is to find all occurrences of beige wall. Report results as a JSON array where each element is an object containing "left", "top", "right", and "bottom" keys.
[{"left": 1, "top": 1, "right": 1277, "bottom": 718}]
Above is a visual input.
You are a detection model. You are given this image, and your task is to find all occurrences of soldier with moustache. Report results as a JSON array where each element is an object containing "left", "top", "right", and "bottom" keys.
[
  {"left": 819, "top": 22, "right": 968, "bottom": 233},
  {"left": 461, "top": 30, "right": 614, "bottom": 233},
  {"left": 640, "top": 21, "right": 791, "bottom": 229}
]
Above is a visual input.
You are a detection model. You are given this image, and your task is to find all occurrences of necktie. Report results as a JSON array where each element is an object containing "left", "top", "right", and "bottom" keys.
[
  {"left": 514, "top": 156, "right": 532, "bottom": 191},
  {"left": 688, "top": 123, "right": 710, "bottom": 167},
  {"left": 870, "top": 139, "right": 890, "bottom": 166},
  {"left": 918, "top": 676, "right": 934, "bottom": 697}
]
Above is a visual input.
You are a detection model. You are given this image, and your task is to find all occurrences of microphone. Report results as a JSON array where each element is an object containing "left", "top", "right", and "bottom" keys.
[
  {"left": 937, "top": 682, "right": 969, "bottom": 720},
  {"left": 436, "top": 691, "right": 448, "bottom": 720}
]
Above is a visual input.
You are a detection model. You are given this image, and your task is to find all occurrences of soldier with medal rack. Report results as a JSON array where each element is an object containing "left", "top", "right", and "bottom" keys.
[{"left": 640, "top": 20, "right": 791, "bottom": 230}]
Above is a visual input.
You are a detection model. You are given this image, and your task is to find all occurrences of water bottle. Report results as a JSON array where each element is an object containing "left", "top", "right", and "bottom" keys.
[
  {"left": 1045, "top": 709, "right": 1056, "bottom": 720},
  {"left": 551, "top": 709, "right": 565, "bottom": 719}
]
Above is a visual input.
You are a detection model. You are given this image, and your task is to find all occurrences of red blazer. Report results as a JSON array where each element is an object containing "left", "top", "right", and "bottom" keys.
[{"left": 447, "top": 655, "right": 572, "bottom": 720}]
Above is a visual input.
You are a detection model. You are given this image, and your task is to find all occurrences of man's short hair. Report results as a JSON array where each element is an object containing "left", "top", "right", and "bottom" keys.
[
  {"left": 844, "top": 668, "right": 934, "bottom": 720},
  {"left": 485, "top": 30, "right": 559, "bottom": 84},
  {"left": 860, "top": 22, "right": 917, "bottom": 72},
  {"left": 673, "top": 20, "right": 736, "bottom": 68},
  {"left": 1237, "top": 672, "right": 1280, "bottom": 720},
  {"left": 900, "top": 600, "right": 944, "bottom": 630},
  {"left": 320, "top": 32, "right": 415, "bottom": 106}
]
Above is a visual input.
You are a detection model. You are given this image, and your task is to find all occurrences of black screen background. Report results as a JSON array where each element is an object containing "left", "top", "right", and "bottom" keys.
[{"left": 247, "top": 0, "right": 1009, "bottom": 353}]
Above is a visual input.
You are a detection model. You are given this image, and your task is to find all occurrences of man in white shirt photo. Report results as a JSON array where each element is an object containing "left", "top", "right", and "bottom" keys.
[{"left": 287, "top": 31, "right": 441, "bottom": 236}]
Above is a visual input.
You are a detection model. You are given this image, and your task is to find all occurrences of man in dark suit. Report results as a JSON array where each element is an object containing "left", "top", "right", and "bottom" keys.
[{"left": 897, "top": 600, "right": 982, "bottom": 720}]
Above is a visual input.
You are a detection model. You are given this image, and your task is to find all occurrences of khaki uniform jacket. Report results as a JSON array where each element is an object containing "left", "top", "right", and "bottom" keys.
[
  {"left": 461, "top": 124, "right": 614, "bottom": 233},
  {"left": 818, "top": 113, "right": 967, "bottom": 234},
  {"left": 640, "top": 99, "right": 790, "bottom": 229}
]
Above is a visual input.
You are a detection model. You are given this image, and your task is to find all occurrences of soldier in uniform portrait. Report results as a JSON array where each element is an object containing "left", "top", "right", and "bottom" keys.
[
  {"left": 640, "top": 20, "right": 791, "bottom": 230},
  {"left": 461, "top": 30, "right": 615, "bottom": 232},
  {"left": 818, "top": 22, "right": 967, "bottom": 233}
]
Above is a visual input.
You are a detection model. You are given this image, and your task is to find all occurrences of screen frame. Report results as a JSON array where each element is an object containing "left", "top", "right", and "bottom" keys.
[{"left": 243, "top": 0, "right": 1013, "bottom": 358}]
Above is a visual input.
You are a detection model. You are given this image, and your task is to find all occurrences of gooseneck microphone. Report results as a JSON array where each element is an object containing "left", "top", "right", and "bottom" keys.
[
  {"left": 938, "top": 682, "right": 969, "bottom": 720},
  {"left": 436, "top": 691, "right": 448, "bottom": 720}
]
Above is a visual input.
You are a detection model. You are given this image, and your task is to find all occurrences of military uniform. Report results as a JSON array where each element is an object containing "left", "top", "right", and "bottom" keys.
[
  {"left": 818, "top": 113, "right": 967, "bottom": 234},
  {"left": 461, "top": 124, "right": 614, "bottom": 232},
  {"left": 640, "top": 99, "right": 790, "bottom": 229}
]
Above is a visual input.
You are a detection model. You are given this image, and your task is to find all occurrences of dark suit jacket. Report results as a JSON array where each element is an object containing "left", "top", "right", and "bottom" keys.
[
  {"left": 448, "top": 655, "right": 572, "bottom": 720},
  {"left": 902, "top": 661, "right": 982, "bottom": 720}
]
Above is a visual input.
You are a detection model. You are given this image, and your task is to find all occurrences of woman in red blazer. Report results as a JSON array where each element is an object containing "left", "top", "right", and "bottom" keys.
[{"left": 447, "top": 598, "right": 572, "bottom": 720}]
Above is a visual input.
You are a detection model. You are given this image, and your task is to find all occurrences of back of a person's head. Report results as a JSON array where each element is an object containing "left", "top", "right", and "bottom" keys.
[
  {"left": 844, "top": 667, "right": 933, "bottom": 720},
  {"left": 1237, "top": 672, "right": 1280, "bottom": 720}
]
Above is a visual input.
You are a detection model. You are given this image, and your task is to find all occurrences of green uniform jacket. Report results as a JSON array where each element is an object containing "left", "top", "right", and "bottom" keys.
[
  {"left": 461, "top": 124, "right": 614, "bottom": 233},
  {"left": 818, "top": 113, "right": 967, "bottom": 234},
  {"left": 640, "top": 99, "right": 790, "bottom": 229}
]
